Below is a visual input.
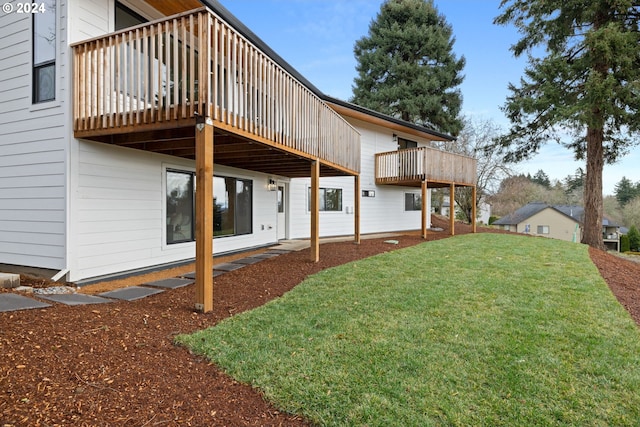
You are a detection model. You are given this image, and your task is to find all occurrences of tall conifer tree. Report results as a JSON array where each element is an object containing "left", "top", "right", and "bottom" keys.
[
  {"left": 351, "top": 0, "right": 465, "bottom": 136},
  {"left": 493, "top": 0, "right": 640, "bottom": 249}
]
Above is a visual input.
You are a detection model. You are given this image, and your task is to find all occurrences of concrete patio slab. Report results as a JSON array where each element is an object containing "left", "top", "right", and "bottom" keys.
[
  {"left": 38, "top": 293, "right": 113, "bottom": 306},
  {"left": 0, "top": 293, "right": 50, "bottom": 312},
  {"left": 144, "top": 278, "right": 193, "bottom": 289},
  {"left": 98, "top": 286, "right": 164, "bottom": 301},
  {"left": 213, "top": 262, "right": 246, "bottom": 272}
]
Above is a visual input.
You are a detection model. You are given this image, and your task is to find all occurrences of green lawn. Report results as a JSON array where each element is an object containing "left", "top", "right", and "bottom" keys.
[{"left": 176, "top": 233, "right": 640, "bottom": 426}]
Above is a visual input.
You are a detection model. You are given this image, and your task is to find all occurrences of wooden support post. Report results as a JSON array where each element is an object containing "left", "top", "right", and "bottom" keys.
[
  {"left": 195, "top": 117, "right": 214, "bottom": 313},
  {"left": 310, "top": 160, "right": 320, "bottom": 262},
  {"left": 421, "top": 180, "right": 428, "bottom": 239},
  {"left": 354, "top": 174, "right": 361, "bottom": 244},
  {"left": 472, "top": 185, "right": 477, "bottom": 233},
  {"left": 449, "top": 183, "right": 455, "bottom": 236}
]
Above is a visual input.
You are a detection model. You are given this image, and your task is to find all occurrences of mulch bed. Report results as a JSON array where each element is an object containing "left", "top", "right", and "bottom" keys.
[{"left": 2, "top": 217, "right": 639, "bottom": 426}]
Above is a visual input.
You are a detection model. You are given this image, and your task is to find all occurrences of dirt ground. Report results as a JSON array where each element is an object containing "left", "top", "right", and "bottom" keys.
[{"left": 2, "top": 216, "right": 639, "bottom": 426}]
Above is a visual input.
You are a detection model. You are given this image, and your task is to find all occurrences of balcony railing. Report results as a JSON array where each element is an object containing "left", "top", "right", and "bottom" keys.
[
  {"left": 72, "top": 7, "right": 360, "bottom": 174},
  {"left": 375, "top": 147, "right": 477, "bottom": 186}
]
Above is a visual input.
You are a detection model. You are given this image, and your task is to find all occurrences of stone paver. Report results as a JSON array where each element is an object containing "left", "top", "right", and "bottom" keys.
[
  {"left": 213, "top": 262, "right": 245, "bottom": 272},
  {"left": 247, "top": 253, "right": 280, "bottom": 259},
  {"left": 144, "top": 278, "right": 193, "bottom": 289},
  {"left": 98, "top": 286, "right": 164, "bottom": 301},
  {"left": 230, "top": 257, "right": 263, "bottom": 265},
  {"left": 0, "top": 293, "right": 50, "bottom": 312},
  {"left": 182, "top": 270, "right": 225, "bottom": 280},
  {"left": 38, "top": 293, "right": 113, "bottom": 306}
]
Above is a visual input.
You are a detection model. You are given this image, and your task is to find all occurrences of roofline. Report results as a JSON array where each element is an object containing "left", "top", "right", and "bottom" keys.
[
  {"left": 325, "top": 96, "right": 455, "bottom": 142},
  {"left": 495, "top": 203, "right": 583, "bottom": 225},
  {"left": 200, "top": 0, "right": 456, "bottom": 143},
  {"left": 200, "top": 0, "right": 325, "bottom": 98}
]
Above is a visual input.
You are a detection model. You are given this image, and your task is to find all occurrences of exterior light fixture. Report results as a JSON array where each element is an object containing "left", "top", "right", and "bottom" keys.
[{"left": 267, "top": 178, "right": 277, "bottom": 191}]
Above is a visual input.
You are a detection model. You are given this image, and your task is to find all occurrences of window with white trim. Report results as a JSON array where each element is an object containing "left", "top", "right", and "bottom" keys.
[
  {"left": 405, "top": 193, "right": 422, "bottom": 211},
  {"left": 537, "top": 225, "right": 550, "bottom": 235},
  {"left": 166, "top": 170, "right": 253, "bottom": 244},
  {"left": 308, "top": 187, "right": 343, "bottom": 211}
]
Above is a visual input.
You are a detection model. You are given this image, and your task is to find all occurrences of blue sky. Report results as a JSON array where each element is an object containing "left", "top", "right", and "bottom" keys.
[{"left": 220, "top": 0, "right": 639, "bottom": 195}]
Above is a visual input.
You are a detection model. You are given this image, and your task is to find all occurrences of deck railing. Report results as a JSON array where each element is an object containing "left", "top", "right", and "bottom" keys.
[
  {"left": 72, "top": 7, "right": 360, "bottom": 173},
  {"left": 375, "top": 146, "right": 477, "bottom": 186}
]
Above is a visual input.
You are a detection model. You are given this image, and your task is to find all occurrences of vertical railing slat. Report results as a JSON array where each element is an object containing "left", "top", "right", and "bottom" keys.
[
  {"left": 72, "top": 8, "right": 361, "bottom": 173},
  {"left": 172, "top": 19, "right": 179, "bottom": 120}
]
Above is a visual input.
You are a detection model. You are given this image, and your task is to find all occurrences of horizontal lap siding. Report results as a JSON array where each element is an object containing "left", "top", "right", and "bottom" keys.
[
  {"left": 356, "top": 122, "right": 431, "bottom": 233},
  {"left": 71, "top": 142, "right": 278, "bottom": 282},
  {"left": 73, "top": 142, "right": 166, "bottom": 280},
  {"left": 0, "top": 4, "right": 68, "bottom": 270},
  {"left": 289, "top": 118, "right": 433, "bottom": 239}
]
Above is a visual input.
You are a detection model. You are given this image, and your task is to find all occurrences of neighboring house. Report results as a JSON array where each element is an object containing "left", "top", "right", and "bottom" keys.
[
  {"left": 0, "top": 0, "right": 476, "bottom": 288},
  {"left": 493, "top": 202, "right": 623, "bottom": 250}
]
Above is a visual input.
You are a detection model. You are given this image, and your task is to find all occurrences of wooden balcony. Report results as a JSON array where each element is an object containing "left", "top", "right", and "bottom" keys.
[
  {"left": 375, "top": 146, "right": 477, "bottom": 187},
  {"left": 72, "top": 7, "right": 360, "bottom": 177}
]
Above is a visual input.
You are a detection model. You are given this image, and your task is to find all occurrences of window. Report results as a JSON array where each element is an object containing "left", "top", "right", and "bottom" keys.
[
  {"left": 537, "top": 225, "right": 550, "bottom": 234},
  {"left": 166, "top": 170, "right": 195, "bottom": 244},
  {"left": 115, "top": 2, "right": 147, "bottom": 30},
  {"left": 405, "top": 193, "right": 422, "bottom": 211},
  {"left": 166, "top": 171, "right": 252, "bottom": 244},
  {"left": 33, "top": 0, "right": 56, "bottom": 103},
  {"left": 214, "top": 177, "right": 253, "bottom": 237},
  {"left": 277, "top": 186, "right": 284, "bottom": 213},
  {"left": 398, "top": 137, "right": 418, "bottom": 150},
  {"left": 308, "top": 188, "right": 343, "bottom": 212}
]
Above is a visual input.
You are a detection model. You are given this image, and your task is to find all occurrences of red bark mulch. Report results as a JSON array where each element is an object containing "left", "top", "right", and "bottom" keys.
[{"left": 1, "top": 217, "right": 639, "bottom": 426}]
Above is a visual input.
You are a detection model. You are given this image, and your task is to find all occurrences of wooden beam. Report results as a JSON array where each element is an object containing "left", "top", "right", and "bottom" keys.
[
  {"left": 472, "top": 185, "right": 477, "bottom": 233},
  {"left": 354, "top": 174, "right": 361, "bottom": 244},
  {"left": 421, "top": 180, "right": 428, "bottom": 239},
  {"left": 449, "top": 183, "right": 455, "bottom": 236},
  {"left": 310, "top": 160, "right": 320, "bottom": 262},
  {"left": 194, "top": 118, "right": 214, "bottom": 313}
]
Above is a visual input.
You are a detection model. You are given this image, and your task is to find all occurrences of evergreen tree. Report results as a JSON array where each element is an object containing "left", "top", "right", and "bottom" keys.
[
  {"left": 531, "top": 169, "right": 551, "bottom": 188},
  {"left": 614, "top": 176, "right": 639, "bottom": 207},
  {"left": 493, "top": 1, "right": 640, "bottom": 249},
  {"left": 351, "top": 0, "right": 465, "bottom": 136},
  {"left": 628, "top": 225, "right": 640, "bottom": 252}
]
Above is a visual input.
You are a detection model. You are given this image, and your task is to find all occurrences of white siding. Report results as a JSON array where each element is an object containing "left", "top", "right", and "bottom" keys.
[
  {"left": 68, "top": 0, "right": 111, "bottom": 44},
  {"left": 0, "top": 0, "right": 69, "bottom": 270},
  {"left": 69, "top": 141, "right": 279, "bottom": 281},
  {"left": 290, "top": 117, "right": 435, "bottom": 239}
]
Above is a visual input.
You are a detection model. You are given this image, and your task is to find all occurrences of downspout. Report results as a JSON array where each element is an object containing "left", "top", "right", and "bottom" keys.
[{"left": 51, "top": 268, "right": 70, "bottom": 282}]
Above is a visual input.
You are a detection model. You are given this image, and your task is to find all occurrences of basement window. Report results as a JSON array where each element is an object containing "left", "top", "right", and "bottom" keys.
[
  {"left": 308, "top": 187, "right": 343, "bottom": 212},
  {"left": 405, "top": 193, "right": 422, "bottom": 211}
]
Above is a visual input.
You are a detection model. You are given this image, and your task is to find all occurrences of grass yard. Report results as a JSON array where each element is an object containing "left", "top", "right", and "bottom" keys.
[{"left": 176, "top": 234, "right": 640, "bottom": 426}]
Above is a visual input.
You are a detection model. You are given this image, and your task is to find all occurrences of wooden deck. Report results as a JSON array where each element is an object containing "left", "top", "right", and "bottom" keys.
[
  {"left": 72, "top": 7, "right": 360, "bottom": 177},
  {"left": 375, "top": 146, "right": 477, "bottom": 187}
]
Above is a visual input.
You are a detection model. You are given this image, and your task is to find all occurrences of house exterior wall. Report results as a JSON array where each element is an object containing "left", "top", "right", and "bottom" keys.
[
  {"left": 517, "top": 207, "right": 581, "bottom": 242},
  {"left": 69, "top": 141, "right": 279, "bottom": 281},
  {"left": 289, "top": 117, "right": 433, "bottom": 239},
  {"left": 0, "top": 0, "right": 69, "bottom": 271}
]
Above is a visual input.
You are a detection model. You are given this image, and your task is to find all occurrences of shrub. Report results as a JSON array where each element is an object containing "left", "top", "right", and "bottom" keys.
[
  {"left": 628, "top": 225, "right": 640, "bottom": 252},
  {"left": 621, "top": 234, "right": 631, "bottom": 252},
  {"left": 488, "top": 216, "right": 499, "bottom": 225}
]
